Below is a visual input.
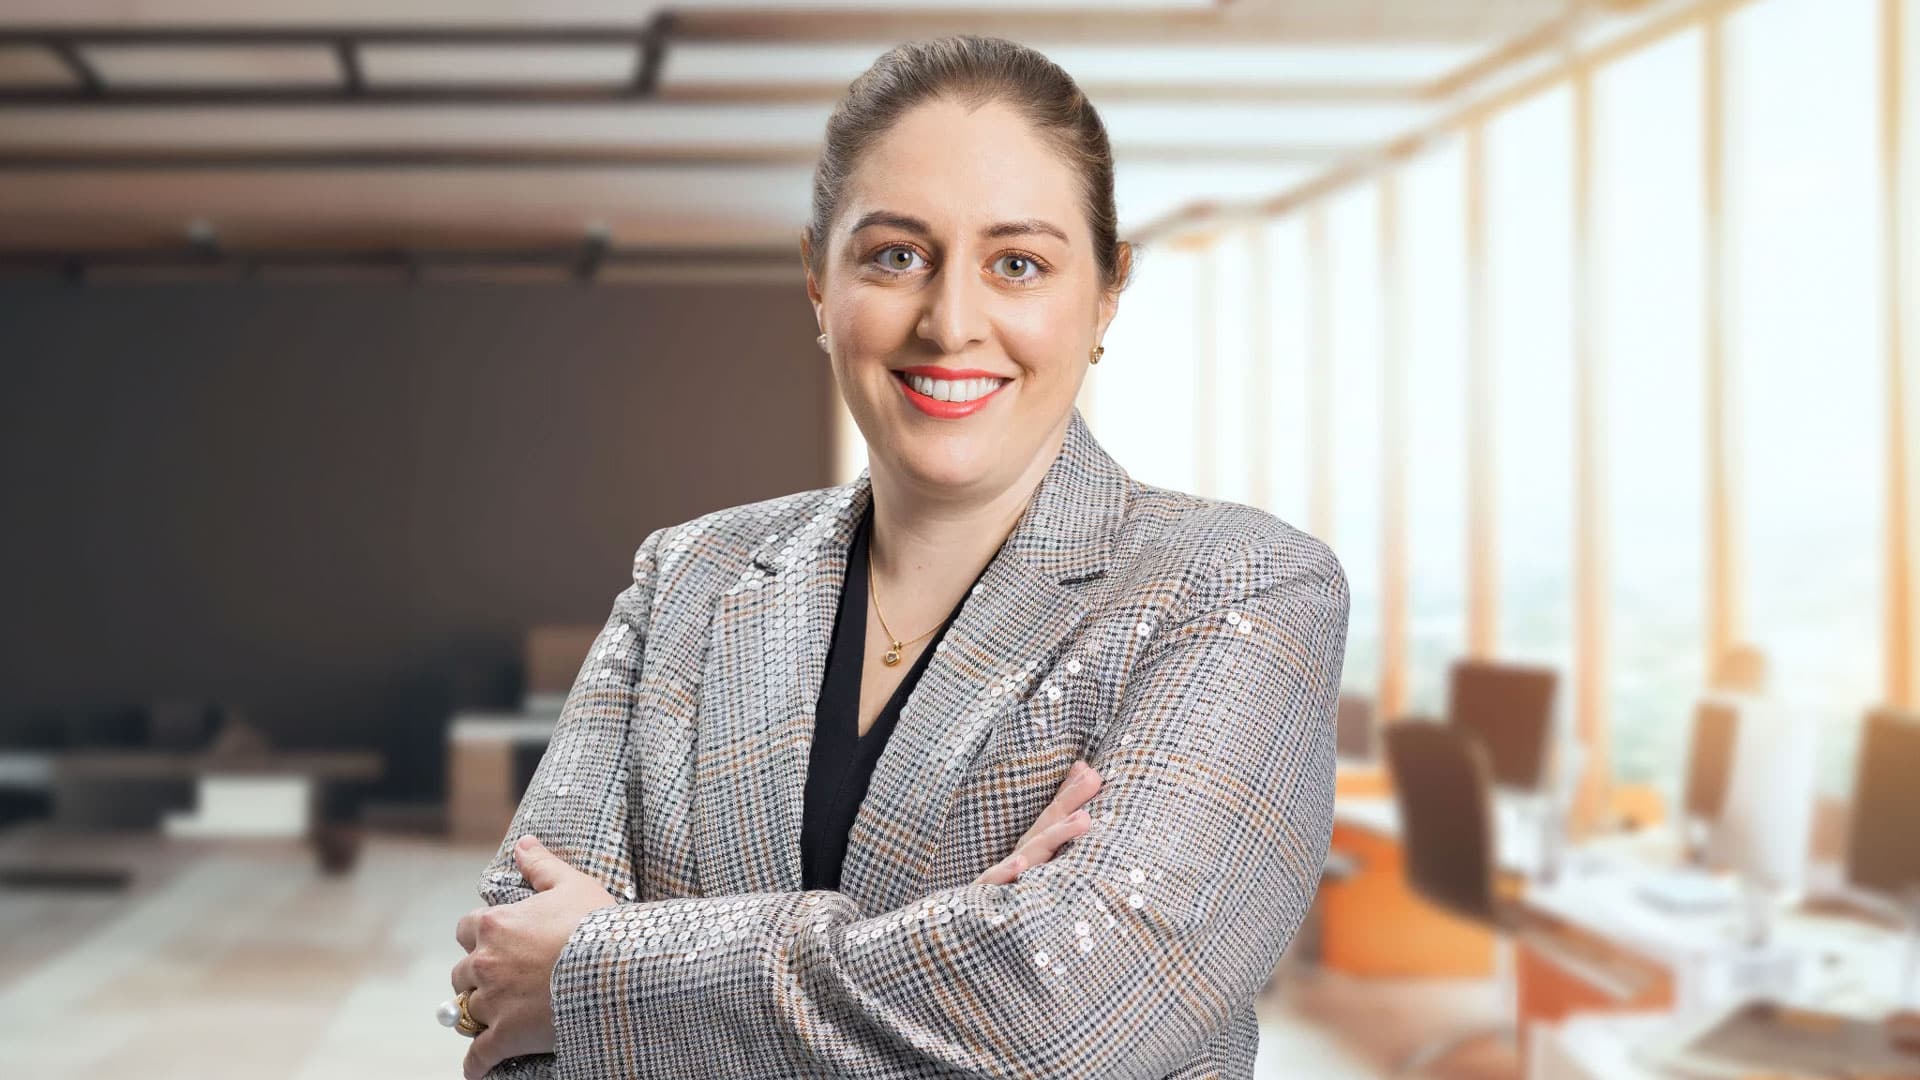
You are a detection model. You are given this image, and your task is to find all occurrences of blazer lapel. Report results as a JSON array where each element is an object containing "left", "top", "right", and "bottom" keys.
[
  {"left": 844, "top": 409, "right": 1129, "bottom": 911},
  {"left": 691, "top": 476, "right": 867, "bottom": 896},
  {"left": 690, "top": 407, "right": 1129, "bottom": 906}
]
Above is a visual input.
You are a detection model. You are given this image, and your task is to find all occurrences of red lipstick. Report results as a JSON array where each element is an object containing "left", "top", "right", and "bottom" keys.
[{"left": 891, "top": 367, "right": 1011, "bottom": 420}]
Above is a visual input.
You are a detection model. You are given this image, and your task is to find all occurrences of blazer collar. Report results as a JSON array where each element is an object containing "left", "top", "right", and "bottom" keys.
[{"left": 691, "top": 406, "right": 1131, "bottom": 908}]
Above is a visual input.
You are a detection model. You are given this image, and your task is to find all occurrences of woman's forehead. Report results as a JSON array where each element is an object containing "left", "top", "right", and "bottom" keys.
[
  {"left": 839, "top": 111, "right": 1088, "bottom": 244},
  {"left": 852, "top": 99, "right": 1082, "bottom": 198}
]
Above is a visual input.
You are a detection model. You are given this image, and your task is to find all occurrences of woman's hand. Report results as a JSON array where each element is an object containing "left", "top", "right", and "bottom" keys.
[
  {"left": 974, "top": 760, "right": 1103, "bottom": 885},
  {"left": 451, "top": 835, "right": 618, "bottom": 1080}
]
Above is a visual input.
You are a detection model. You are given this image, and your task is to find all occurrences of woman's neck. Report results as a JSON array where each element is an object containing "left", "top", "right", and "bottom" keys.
[{"left": 864, "top": 421, "right": 1068, "bottom": 627}]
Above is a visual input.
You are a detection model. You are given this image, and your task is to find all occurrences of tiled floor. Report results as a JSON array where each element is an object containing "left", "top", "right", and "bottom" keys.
[{"left": 0, "top": 827, "right": 1516, "bottom": 1079}]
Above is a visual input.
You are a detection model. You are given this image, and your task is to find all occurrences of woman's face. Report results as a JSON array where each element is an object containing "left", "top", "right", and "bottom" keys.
[{"left": 804, "top": 98, "right": 1124, "bottom": 501}]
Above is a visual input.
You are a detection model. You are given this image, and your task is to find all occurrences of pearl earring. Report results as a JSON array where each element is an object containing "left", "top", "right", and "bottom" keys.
[
  {"left": 1090, "top": 345, "right": 1104, "bottom": 365},
  {"left": 817, "top": 333, "right": 829, "bottom": 353}
]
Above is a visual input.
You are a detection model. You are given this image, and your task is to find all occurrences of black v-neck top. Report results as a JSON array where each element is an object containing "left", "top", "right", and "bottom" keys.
[{"left": 799, "top": 502, "right": 993, "bottom": 892}]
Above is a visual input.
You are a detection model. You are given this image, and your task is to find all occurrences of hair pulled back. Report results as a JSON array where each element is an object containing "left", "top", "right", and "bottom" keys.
[{"left": 805, "top": 35, "right": 1133, "bottom": 295}]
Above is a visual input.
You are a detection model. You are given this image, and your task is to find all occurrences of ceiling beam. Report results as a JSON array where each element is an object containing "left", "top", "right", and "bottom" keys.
[
  {"left": 663, "top": 7, "right": 1559, "bottom": 46},
  {"left": 0, "top": 241, "right": 799, "bottom": 281},
  {"left": 1130, "top": 0, "right": 1727, "bottom": 245},
  {"left": 632, "top": 15, "right": 666, "bottom": 94},
  {"left": 659, "top": 81, "right": 1437, "bottom": 106},
  {"left": 0, "top": 142, "right": 1346, "bottom": 170},
  {"left": 333, "top": 38, "right": 364, "bottom": 94},
  {"left": 0, "top": 4, "right": 1562, "bottom": 48},
  {"left": 44, "top": 39, "right": 102, "bottom": 95},
  {"left": 0, "top": 79, "right": 1438, "bottom": 108},
  {"left": 0, "top": 25, "right": 660, "bottom": 45},
  {"left": 0, "top": 7, "right": 1550, "bottom": 110}
]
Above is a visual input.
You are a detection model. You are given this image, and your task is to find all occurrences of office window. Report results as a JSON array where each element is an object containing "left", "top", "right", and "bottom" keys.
[
  {"left": 1727, "top": 0, "right": 1883, "bottom": 792},
  {"left": 1262, "top": 216, "right": 1314, "bottom": 529},
  {"left": 1597, "top": 30, "right": 1709, "bottom": 785},
  {"left": 1402, "top": 137, "right": 1471, "bottom": 717},
  {"left": 1206, "top": 226, "right": 1259, "bottom": 506},
  {"left": 1099, "top": 241, "right": 1201, "bottom": 491},
  {"left": 1327, "top": 181, "right": 1384, "bottom": 695},
  {"left": 1486, "top": 85, "right": 1576, "bottom": 673}
]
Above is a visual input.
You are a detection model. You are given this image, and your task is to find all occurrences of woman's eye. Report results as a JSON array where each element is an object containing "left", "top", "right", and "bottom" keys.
[
  {"left": 876, "top": 246, "right": 923, "bottom": 272},
  {"left": 995, "top": 254, "right": 1040, "bottom": 281}
]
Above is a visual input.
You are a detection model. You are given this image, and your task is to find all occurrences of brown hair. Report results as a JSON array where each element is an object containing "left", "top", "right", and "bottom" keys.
[{"left": 804, "top": 35, "right": 1134, "bottom": 296}]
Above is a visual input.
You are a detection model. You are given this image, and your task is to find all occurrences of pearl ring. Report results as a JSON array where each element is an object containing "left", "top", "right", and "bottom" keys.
[{"left": 437, "top": 989, "right": 486, "bottom": 1037}]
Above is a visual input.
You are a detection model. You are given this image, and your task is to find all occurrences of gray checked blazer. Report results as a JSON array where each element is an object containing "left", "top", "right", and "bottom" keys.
[{"left": 476, "top": 406, "right": 1350, "bottom": 1080}]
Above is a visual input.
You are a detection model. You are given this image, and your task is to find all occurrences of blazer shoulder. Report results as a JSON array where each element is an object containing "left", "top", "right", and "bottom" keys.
[
  {"left": 654, "top": 484, "right": 840, "bottom": 548},
  {"left": 632, "top": 483, "right": 846, "bottom": 587},
  {"left": 1114, "top": 482, "right": 1348, "bottom": 613}
]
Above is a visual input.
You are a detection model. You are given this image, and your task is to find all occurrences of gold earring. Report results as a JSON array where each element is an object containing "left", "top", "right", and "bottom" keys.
[
  {"left": 817, "top": 333, "right": 829, "bottom": 353},
  {"left": 1089, "top": 345, "right": 1104, "bottom": 365}
]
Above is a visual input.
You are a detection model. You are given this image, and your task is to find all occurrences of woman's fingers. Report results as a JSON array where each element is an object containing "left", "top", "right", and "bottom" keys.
[
  {"left": 451, "top": 952, "right": 476, "bottom": 995},
  {"left": 973, "top": 807, "right": 1096, "bottom": 886},
  {"left": 1021, "top": 762, "right": 1102, "bottom": 844},
  {"left": 972, "top": 762, "right": 1102, "bottom": 887},
  {"left": 463, "top": 1025, "right": 502, "bottom": 1080},
  {"left": 460, "top": 984, "right": 492, "bottom": 1030},
  {"left": 973, "top": 851, "right": 1029, "bottom": 886},
  {"left": 1015, "top": 808, "right": 1092, "bottom": 867},
  {"left": 455, "top": 907, "right": 482, "bottom": 952}
]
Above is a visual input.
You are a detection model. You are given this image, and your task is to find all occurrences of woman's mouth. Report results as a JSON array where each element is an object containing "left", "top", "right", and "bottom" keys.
[{"left": 891, "top": 367, "right": 1011, "bottom": 419}]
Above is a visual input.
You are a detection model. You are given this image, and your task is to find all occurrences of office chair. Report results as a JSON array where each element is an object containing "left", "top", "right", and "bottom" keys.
[
  {"left": 1445, "top": 659, "right": 1558, "bottom": 794},
  {"left": 1381, "top": 721, "right": 1518, "bottom": 1074},
  {"left": 1390, "top": 722, "right": 1504, "bottom": 925},
  {"left": 1383, "top": 721, "right": 1645, "bottom": 1076}
]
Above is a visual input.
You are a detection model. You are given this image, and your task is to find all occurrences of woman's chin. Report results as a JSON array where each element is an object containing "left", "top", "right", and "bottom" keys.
[{"left": 887, "top": 432, "right": 1000, "bottom": 493}]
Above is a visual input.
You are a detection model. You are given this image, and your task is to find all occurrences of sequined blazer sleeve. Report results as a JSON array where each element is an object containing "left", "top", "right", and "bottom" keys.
[{"left": 473, "top": 527, "right": 667, "bottom": 1080}]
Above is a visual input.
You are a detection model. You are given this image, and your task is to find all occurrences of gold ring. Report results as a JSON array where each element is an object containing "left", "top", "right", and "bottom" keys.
[{"left": 457, "top": 990, "right": 488, "bottom": 1037}]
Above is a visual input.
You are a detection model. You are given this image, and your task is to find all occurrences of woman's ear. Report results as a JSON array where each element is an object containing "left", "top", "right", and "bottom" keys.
[
  {"left": 801, "top": 232, "right": 824, "bottom": 309},
  {"left": 1097, "top": 241, "right": 1134, "bottom": 335}
]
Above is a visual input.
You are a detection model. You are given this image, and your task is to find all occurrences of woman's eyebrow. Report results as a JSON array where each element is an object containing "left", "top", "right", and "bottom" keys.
[
  {"left": 985, "top": 218, "right": 1070, "bottom": 244},
  {"left": 848, "top": 211, "right": 1070, "bottom": 245}
]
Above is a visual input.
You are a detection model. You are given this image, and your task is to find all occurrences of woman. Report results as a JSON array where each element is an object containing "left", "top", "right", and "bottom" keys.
[{"left": 446, "top": 35, "right": 1349, "bottom": 1080}]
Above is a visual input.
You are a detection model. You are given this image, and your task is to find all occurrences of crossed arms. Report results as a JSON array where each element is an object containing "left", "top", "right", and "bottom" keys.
[{"left": 475, "top": 526, "right": 1348, "bottom": 1080}]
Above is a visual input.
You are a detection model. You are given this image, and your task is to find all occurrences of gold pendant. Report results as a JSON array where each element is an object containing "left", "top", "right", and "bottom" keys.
[{"left": 883, "top": 644, "right": 902, "bottom": 666}]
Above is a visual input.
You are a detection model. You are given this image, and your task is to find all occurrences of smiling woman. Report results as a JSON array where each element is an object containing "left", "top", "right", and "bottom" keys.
[
  {"left": 451, "top": 34, "right": 1348, "bottom": 1080},
  {"left": 802, "top": 71, "right": 1127, "bottom": 505}
]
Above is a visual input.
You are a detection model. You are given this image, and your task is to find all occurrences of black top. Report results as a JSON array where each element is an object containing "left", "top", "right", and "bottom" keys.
[{"left": 799, "top": 502, "right": 992, "bottom": 892}]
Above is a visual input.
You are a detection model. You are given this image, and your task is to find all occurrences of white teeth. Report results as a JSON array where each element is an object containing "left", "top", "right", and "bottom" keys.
[{"left": 904, "top": 374, "right": 1006, "bottom": 403}]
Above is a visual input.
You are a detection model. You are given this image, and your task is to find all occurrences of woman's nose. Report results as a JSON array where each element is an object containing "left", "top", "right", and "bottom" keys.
[{"left": 915, "top": 265, "right": 990, "bottom": 355}]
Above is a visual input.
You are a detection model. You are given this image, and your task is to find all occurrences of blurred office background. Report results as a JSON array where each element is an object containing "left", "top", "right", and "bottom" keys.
[{"left": 3, "top": 0, "right": 1918, "bottom": 1077}]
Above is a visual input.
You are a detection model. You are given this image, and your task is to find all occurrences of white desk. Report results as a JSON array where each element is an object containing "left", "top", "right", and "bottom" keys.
[
  {"left": 18, "top": 750, "right": 381, "bottom": 835},
  {"left": 448, "top": 712, "right": 562, "bottom": 745},
  {"left": 1538, "top": 993, "right": 1919, "bottom": 1080},
  {"left": 0, "top": 751, "right": 54, "bottom": 790},
  {"left": 1529, "top": 879, "right": 1916, "bottom": 1078},
  {"left": 1535, "top": 1013, "right": 1677, "bottom": 1080}
]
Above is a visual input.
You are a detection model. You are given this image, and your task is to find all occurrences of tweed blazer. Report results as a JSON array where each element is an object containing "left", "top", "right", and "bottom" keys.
[{"left": 476, "top": 406, "right": 1350, "bottom": 1080}]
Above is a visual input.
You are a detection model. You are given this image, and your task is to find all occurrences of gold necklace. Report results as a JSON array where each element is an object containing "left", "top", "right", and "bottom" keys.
[{"left": 866, "top": 543, "right": 941, "bottom": 666}]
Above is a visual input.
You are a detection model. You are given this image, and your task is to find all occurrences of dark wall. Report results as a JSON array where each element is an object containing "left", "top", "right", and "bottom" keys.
[{"left": 0, "top": 280, "right": 833, "bottom": 802}]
